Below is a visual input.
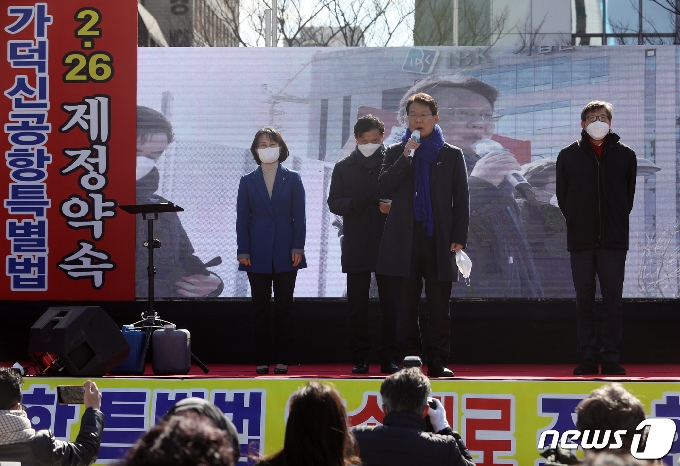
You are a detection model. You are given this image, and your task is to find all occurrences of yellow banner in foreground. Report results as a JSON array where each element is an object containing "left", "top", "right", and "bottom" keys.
[{"left": 18, "top": 378, "right": 680, "bottom": 465}]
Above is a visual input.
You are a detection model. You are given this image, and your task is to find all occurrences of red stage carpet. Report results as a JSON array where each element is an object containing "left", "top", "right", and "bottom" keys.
[{"left": 72, "top": 363, "right": 680, "bottom": 380}]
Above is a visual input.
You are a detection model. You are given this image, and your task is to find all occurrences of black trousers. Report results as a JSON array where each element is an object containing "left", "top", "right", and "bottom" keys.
[
  {"left": 247, "top": 270, "right": 297, "bottom": 365},
  {"left": 570, "top": 248, "right": 627, "bottom": 363},
  {"left": 346, "top": 272, "right": 398, "bottom": 365},
  {"left": 397, "top": 224, "right": 452, "bottom": 364}
]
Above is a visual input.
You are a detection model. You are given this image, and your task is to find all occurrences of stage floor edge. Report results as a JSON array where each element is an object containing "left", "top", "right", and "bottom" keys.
[{"left": 10, "top": 363, "right": 680, "bottom": 380}]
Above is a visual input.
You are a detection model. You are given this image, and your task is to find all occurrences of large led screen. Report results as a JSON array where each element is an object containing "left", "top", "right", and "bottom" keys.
[{"left": 137, "top": 46, "right": 680, "bottom": 299}]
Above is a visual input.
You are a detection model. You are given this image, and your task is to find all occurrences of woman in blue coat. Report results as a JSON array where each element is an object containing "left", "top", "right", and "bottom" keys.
[{"left": 237, "top": 127, "right": 306, "bottom": 375}]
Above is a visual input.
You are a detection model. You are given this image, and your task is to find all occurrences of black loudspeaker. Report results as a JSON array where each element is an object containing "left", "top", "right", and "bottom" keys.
[{"left": 28, "top": 306, "right": 130, "bottom": 376}]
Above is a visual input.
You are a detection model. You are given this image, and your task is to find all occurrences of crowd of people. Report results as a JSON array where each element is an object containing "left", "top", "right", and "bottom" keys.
[{"left": 0, "top": 367, "right": 665, "bottom": 466}]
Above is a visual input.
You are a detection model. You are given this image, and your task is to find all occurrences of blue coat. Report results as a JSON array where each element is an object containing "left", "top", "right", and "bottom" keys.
[{"left": 236, "top": 164, "right": 307, "bottom": 274}]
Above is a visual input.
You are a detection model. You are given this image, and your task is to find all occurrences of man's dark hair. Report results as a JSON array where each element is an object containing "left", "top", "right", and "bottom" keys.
[
  {"left": 123, "top": 411, "right": 235, "bottom": 466},
  {"left": 405, "top": 93, "right": 438, "bottom": 119},
  {"left": 398, "top": 75, "right": 499, "bottom": 126},
  {"left": 380, "top": 367, "right": 430, "bottom": 416},
  {"left": 0, "top": 367, "right": 22, "bottom": 410},
  {"left": 576, "top": 383, "right": 646, "bottom": 453},
  {"left": 249, "top": 127, "right": 290, "bottom": 165},
  {"left": 262, "top": 382, "right": 359, "bottom": 466},
  {"left": 581, "top": 101, "right": 613, "bottom": 122},
  {"left": 354, "top": 115, "right": 385, "bottom": 138},
  {"left": 137, "top": 106, "right": 174, "bottom": 144}
]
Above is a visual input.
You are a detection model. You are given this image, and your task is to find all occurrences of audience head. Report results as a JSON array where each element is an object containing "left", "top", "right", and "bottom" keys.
[
  {"left": 380, "top": 367, "right": 431, "bottom": 416},
  {"left": 583, "top": 452, "right": 650, "bottom": 466},
  {"left": 0, "top": 367, "right": 22, "bottom": 410},
  {"left": 123, "top": 411, "right": 235, "bottom": 466},
  {"left": 576, "top": 383, "right": 647, "bottom": 453},
  {"left": 162, "top": 397, "right": 241, "bottom": 465},
  {"left": 263, "top": 381, "right": 359, "bottom": 466}
]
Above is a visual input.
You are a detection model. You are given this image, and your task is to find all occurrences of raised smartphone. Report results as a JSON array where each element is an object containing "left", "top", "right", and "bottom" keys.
[{"left": 56, "top": 385, "right": 85, "bottom": 404}]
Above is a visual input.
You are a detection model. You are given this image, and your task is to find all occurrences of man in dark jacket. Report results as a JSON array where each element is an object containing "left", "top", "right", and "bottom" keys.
[
  {"left": 135, "top": 106, "right": 223, "bottom": 298},
  {"left": 328, "top": 115, "right": 398, "bottom": 374},
  {"left": 396, "top": 75, "right": 542, "bottom": 298},
  {"left": 0, "top": 368, "right": 105, "bottom": 465},
  {"left": 377, "top": 93, "right": 469, "bottom": 377},
  {"left": 353, "top": 368, "right": 475, "bottom": 466},
  {"left": 556, "top": 101, "right": 637, "bottom": 376}
]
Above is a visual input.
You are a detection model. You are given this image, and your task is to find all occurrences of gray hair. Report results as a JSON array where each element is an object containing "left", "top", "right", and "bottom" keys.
[{"left": 380, "top": 368, "right": 431, "bottom": 415}]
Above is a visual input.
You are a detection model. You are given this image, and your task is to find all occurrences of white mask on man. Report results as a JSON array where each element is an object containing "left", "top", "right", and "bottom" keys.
[
  {"left": 136, "top": 156, "right": 156, "bottom": 180},
  {"left": 357, "top": 143, "right": 381, "bottom": 157},
  {"left": 258, "top": 147, "right": 280, "bottom": 164},
  {"left": 586, "top": 121, "right": 610, "bottom": 140}
]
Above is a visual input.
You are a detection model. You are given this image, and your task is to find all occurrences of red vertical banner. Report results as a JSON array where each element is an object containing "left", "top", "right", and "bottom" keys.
[{"left": 1, "top": 1, "right": 137, "bottom": 300}]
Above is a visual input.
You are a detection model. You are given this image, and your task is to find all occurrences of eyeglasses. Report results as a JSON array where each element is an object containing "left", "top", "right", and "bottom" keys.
[
  {"left": 584, "top": 115, "right": 610, "bottom": 123},
  {"left": 442, "top": 109, "right": 502, "bottom": 122},
  {"left": 407, "top": 113, "right": 434, "bottom": 120}
]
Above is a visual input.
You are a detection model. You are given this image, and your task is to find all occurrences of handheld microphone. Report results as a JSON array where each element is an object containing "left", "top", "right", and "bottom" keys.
[{"left": 408, "top": 130, "right": 420, "bottom": 158}]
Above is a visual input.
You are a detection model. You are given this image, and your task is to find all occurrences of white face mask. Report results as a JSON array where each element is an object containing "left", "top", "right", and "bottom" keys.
[
  {"left": 258, "top": 146, "right": 280, "bottom": 164},
  {"left": 586, "top": 121, "right": 610, "bottom": 140},
  {"left": 136, "top": 156, "right": 156, "bottom": 180},
  {"left": 357, "top": 143, "right": 381, "bottom": 157}
]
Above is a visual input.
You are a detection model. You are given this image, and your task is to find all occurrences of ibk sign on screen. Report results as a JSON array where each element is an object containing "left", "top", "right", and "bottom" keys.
[{"left": 0, "top": 0, "right": 137, "bottom": 300}]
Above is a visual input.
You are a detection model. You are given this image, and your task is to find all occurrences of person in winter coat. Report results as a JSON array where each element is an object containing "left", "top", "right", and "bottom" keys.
[
  {"left": 353, "top": 368, "right": 475, "bottom": 466},
  {"left": 0, "top": 368, "right": 104, "bottom": 466},
  {"left": 327, "top": 115, "right": 398, "bottom": 375},
  {"left": 376, "top": 93, "right": 469, "bottom": 378},
  {"left": 556, "top": 101, "right": 637, "bottom": 376},
  {"left": 236, "top": 127, "right": 306, "bottom": 375}
]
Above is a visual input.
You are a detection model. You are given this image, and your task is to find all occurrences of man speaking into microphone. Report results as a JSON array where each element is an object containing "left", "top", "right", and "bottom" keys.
[{"left": 376, "top": 93, "right": 469, "bottom": 377}]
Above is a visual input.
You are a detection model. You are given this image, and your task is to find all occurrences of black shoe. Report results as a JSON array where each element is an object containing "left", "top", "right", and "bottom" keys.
[
  {"left": 274, "top": 364, "right": 288, "bottom": 374},
  {"left": 601, "top": 361, "right": 626, "bottom": 375},
  {"left": 256, "top": 365, "right": 269, "bottom": 374},
  {"left": 352, "top": 361, "right": 369, "bottom": 374},
  {"left": 573, "top": 360, "right": 598, "bottom": 375},
  {"left": 380, "top": 361, "right": 400, "bottom": 374},
  {"left": 427, "top": 359, "right": 454, "bottom": 378}
]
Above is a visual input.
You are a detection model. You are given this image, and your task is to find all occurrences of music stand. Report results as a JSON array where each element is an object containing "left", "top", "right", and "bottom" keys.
[{"left": 120, "top": 202, "right": 209, "bottom": 374}]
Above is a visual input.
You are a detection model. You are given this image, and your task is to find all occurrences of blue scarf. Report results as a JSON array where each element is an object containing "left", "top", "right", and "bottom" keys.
[{"left": 401, "top": 125, "right": 445, "bottom": 237}]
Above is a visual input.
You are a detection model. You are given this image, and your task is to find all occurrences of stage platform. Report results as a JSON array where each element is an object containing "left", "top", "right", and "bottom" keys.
[{"left": 88, "top": 363, "right": 680, "bottom": 380}]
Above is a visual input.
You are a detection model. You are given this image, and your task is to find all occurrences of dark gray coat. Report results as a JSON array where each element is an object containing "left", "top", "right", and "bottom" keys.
[
  {"left": 327, "top": 147, "right": 387, "bottom": 273},
  {"left": 353, "top": 412, "right": 475, "bottom": 466},
  {"left": 376, "top": 142, "right": 469, "bottom": 282}
]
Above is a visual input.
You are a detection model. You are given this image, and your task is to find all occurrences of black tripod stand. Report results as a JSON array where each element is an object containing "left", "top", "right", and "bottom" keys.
[{"left": 120, "top": 202, "right": 209, "bottom": 374}]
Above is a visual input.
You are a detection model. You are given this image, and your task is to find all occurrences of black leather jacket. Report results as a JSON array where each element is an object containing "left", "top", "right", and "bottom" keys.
[{"left": 0, "top": 407, "right": 105, "bottom": 466}]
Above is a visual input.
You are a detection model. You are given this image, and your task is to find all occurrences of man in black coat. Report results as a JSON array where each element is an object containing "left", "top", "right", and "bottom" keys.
[
  {"left": 328, "top": 115, "right": 398, "bottom": 374},
  {"left": 556, "top": 101, "right": 637, "bottom": 376},
  {"left": 0, "top": 368, "right": 105, "bottom": 466},
  {"left": 353, "top": 368, "right": 475, "bottom": 466},
  {"left": 376, "top": 93, "right": 469, "bottom": 377}
]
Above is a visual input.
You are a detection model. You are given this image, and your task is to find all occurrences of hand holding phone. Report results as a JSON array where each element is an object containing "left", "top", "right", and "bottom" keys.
[{"left": 57, "top": 380, "right": 101, "bottom": 410}]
